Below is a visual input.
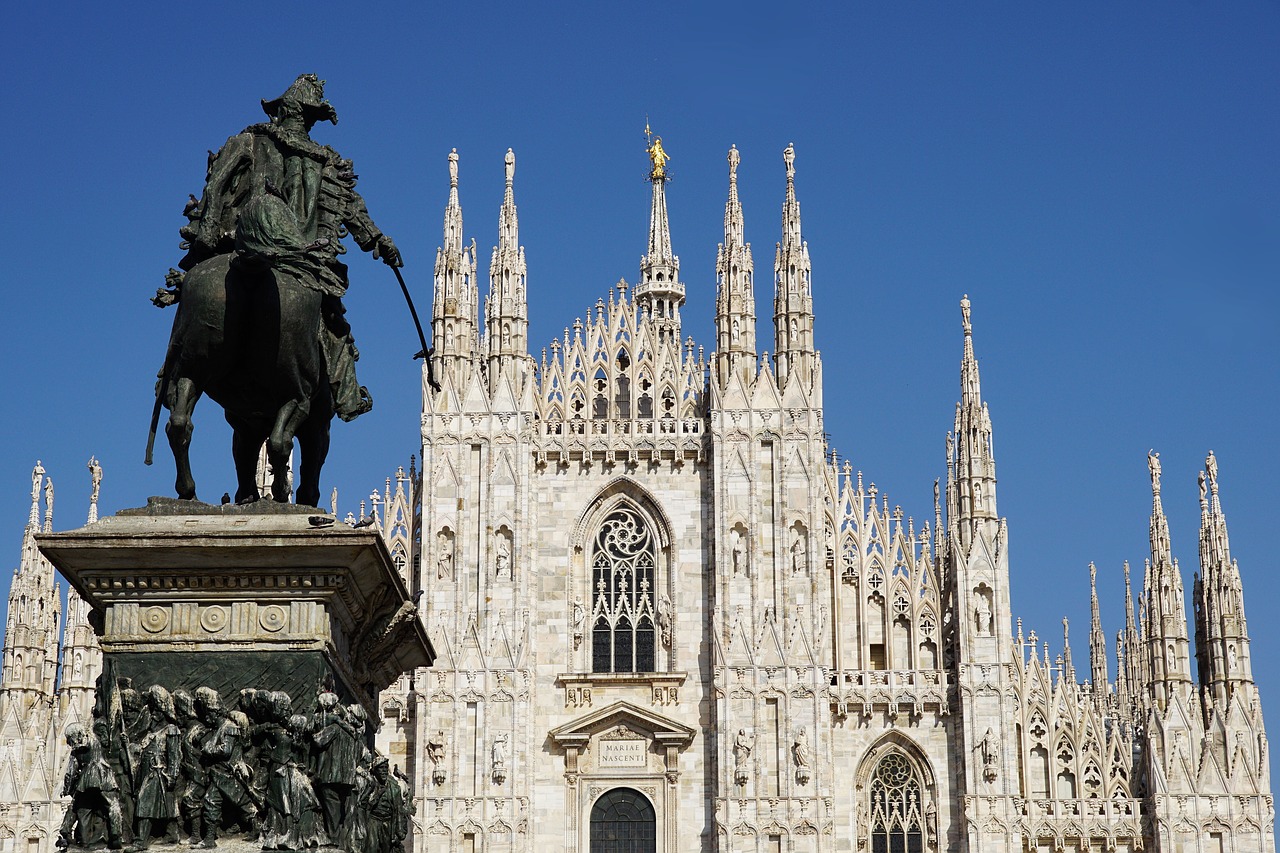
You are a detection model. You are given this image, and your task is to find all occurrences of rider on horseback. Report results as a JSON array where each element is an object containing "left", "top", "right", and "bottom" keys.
[{"left": 158, "top": 73, "right": 400, "bottom": 423}]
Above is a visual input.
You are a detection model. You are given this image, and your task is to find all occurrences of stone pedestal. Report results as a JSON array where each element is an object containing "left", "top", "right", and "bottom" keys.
[{"left": 38, "top": 498, "right": 435, "bottom": 717}]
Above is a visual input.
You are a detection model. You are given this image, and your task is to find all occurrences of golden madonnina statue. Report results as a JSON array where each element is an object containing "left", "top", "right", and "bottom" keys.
[{"left": 645, "top": 122, "right": 671, "bottom": 180}]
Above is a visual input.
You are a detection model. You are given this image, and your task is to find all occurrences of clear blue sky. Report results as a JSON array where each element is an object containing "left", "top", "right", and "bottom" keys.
[{"left": 1, "top": 2, "right": 1277, "bottom": 770}]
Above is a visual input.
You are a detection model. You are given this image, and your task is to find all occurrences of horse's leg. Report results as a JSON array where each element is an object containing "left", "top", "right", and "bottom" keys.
[
  {"left": 267, "top": 399, "right": 310, "bottom": 503},
  {"left": 294, "top": 389, "right": 332, "bottom": 509},
  {"left": 229, "top": 418, "right": 268, "bottom": 505},
  {"left": 165, "top": 377, "right": 201, "bottom": 500}
]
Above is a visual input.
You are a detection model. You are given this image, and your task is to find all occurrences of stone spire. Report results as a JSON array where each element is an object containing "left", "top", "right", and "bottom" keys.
[
  {"left": 431, "top": 148, "right": 480, "bottom": 387},
  {"left": 1122, "top": 560, "right": 1141, "bottom": 705},
  {"left": 485, "top": 148, "right": 531, "bottom": 391},
  {"left": 949, "top": 295, "right": 998, "bottom": 552},
  {"left": 1141, "top": 450, "right": 1192, "bottom": 709},
  {"left": 772, "top": 143, "right": 814, "bottom": 388},
  {"left": 635, "top": 127, "right": 684, "bottom": 345},
  {"left": 1194, "top": 451, "right": 1253, "bottom": 708},
  {"left": 1062, "top": 617, "right": 1075, "bottom": 684},
  {"left": 27, "top": 461, "right": 42, "bottom": 530},
  {"left": 1, "top": 462, "right": 62, "bottom": 715},
  {"left": 714, "top": 145, "right": 756, "bottom": 388},
  {"left": 58, "top": 455, "right": 103, "bottom": 721},
  {"left": 1089, "top": 562, "right": 1110, "bottom": 693}
]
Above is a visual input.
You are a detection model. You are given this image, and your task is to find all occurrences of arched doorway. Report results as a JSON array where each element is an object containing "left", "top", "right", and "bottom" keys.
[{"left": 590, "top": 788, "right": 656, "bottom": 853}]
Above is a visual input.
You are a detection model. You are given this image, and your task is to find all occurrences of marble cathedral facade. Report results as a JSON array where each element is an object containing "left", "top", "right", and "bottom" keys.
[{"left": 0, "top": 142, "right": 1273, "bottom": 853}]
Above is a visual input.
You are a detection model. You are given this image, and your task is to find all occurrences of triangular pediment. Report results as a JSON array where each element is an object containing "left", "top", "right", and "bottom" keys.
[{"left": 549, "top": 700, "right": 695, "bottom": 748}]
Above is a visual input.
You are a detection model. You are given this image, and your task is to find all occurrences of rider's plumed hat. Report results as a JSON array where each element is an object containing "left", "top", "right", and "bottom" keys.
[{"left": 262, "top": 73, "right": 338, "bottom": 127}]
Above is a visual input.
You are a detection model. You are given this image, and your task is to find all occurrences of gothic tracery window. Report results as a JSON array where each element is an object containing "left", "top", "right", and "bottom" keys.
[
  {"left": 591, "top": 506, "right": 657, "bottom": 673},
  {"left": 869, "top": 752, "right": 925, "bottom": 853}
]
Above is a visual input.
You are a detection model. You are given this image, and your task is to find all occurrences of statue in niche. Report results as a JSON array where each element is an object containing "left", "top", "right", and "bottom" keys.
[
  {"left": 426, "top": 732, "right": 447, "bottom": 785},
  {"left": 132, "top": 686, "right": 182, "bottom": 849},
  {"left": 790, "top": 531, "right": 808, "bottom": 575},
  {"left": 657, "top": 592, "right": 673, "bottom": 648},
  {"left": 571, "top": 598, "right": 586, "bottom": 649},
  {"left": 731, "top": 319, "right": 740, "bottom": 343},
  {"left": 494, "top": 533, "right": 511, "bottom": 580},
  {"left": 974, "top": 590, "right": 992, "bottom": 637},
  {"left": 194, "top": 686, "right": 259, "bottom": 847},
  {"left": 436, "top": 532, "right": 454, "bottom": 581},
  {"left": 792, "top": 728, "right": 811, "bottom": 785},
  {"left": 731, "top": 529, "right": 747, "bottom": 577},
  {"left": 361, "top": 756, "right": 407, "bottom": 853},
  {"left": 491, "top": 734, "right": 508, "bottom": 785},
  {"left": 312, "top": 691, "right": 361, "bottom": 843},
  {"left": 976, "top": 727, "right": 999, "bottom": 783},
  {"left": 732, "top": 729, "right": 754, "bottom": 786},
  {"left": 58, "top": 723, "right": 125, "bottom": 850}
]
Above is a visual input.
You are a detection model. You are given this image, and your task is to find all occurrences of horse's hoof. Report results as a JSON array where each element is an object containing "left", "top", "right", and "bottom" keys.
[{"left": 235, "top": 493, "right": 260, "bottom": 506}]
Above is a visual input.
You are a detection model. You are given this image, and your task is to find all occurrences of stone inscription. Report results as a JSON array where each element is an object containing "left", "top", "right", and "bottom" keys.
[{"left": 598, "top": 739, "right": 648, "bottom": 767}]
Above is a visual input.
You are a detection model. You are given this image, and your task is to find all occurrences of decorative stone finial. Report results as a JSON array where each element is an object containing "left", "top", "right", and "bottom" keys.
[
  {"left": 29, "top": 460, "right": 44, "bottom": 529},
  {"left": 448, "top": 148, "right": 459, "bottom": 187},
  {"left": 505, "top": 148, "right": 515, "bottom": 185},
  {"left": 960, "top": 294, "right": 972, "bottom": 336},
  {"left": 1206, "top": 450, "right": 1219, "bottom": 494},
  {"left": 783, "top": 143, "right": 796, "bottom": 183},
  {"left": 87, "top": 456, "right": 102, "bottom": 524},
  {"left": 728, "top": 144, "right": 740, "bottom": 180},
  {"left": 1148, "top": 449, "right": 1162, "bottom": 494},
  {"left": 43, "top": 476, "right": 54, "bottom": 533}
]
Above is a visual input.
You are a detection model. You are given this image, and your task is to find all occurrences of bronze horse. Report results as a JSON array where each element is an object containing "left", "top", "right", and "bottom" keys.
[{"left": 155, "top": 247, "right": 332, "bottom": 507}]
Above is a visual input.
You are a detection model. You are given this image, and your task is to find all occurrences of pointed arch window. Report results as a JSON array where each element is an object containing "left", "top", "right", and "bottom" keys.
[
  {"left": 869, "top": 752, "right": 924, "bottom": 853},
  {"left": 591, "top": 506, "right": 657, "bottom": 673}
]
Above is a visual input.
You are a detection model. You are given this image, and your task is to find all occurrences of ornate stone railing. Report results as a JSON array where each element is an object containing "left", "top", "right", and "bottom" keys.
[
  {"left": 827, "top": 669, "right": 949, "bottom": 718},
  {"left": 532, "top": 416, "right": 707, "bottom": 463}
]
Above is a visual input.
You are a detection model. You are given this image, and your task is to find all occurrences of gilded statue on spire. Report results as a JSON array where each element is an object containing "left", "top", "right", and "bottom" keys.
[{"left": 645, "top": 122, "right": 670, "bottom": 181}]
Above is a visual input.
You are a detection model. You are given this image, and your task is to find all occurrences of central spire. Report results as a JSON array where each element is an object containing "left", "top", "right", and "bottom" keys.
[{"left": 635, "top": 124, "right": 684, "bottom": 345}]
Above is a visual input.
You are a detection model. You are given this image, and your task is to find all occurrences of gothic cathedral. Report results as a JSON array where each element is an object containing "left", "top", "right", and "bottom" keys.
[{"left": 1, "top": 141, "right": 1272, "bottom": 853}]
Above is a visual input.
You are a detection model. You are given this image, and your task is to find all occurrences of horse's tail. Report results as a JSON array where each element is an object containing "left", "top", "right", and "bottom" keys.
[{"left": 145, "top": 335, "right": 179, "bottom": 466}]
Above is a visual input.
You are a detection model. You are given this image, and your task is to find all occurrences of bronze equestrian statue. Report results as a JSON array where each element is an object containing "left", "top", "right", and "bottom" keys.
[{"left": 148, "top": 75, "right": 427, "bottom": 507}]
